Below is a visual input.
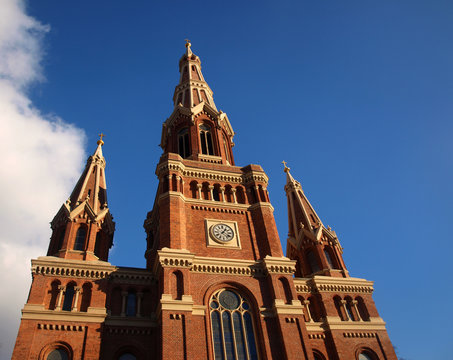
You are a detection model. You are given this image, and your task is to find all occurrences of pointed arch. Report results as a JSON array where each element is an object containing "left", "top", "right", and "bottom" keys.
[{"left": 73, "top": 225, "right": 87, "bottom": 251}]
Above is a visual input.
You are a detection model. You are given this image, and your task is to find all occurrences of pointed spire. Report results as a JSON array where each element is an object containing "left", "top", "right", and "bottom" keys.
[
  {"left": 174, "top": 40, "right": 217, "bottom": 110},
  {"left": 283, "top": 163, "right": 323, "bottom": 239},
  {"left": 283, "top": 164, "right": 348, "bottom": 277},
  {"left": 48, "top": 135, "right": 115, "bottom": 261},
  {"left": 67, "top": 136, "right": 108, "bottom": 212}
]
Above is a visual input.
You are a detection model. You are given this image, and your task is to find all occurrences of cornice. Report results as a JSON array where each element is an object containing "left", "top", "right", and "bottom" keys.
[
  {"left": 293, "top": 276, "right": 374, "bottom": 294},
  {"left": 22, "top": 304, "right": 106, "bottom": 323},
  {"left": 154, "top": 249, "right": 295, "bottom": 278},
  {"left": 32, "top": 256, "right": 115, "bottom": 280}
]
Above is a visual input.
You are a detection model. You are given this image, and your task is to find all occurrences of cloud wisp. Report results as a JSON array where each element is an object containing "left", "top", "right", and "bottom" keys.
[{"left": 0, "top": 1, "right": 85, "bottom": 357}]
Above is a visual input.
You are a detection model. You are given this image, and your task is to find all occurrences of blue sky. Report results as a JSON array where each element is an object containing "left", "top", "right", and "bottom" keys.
[{"left": 1, "top": 0, "right": 452, "bottom": 358}]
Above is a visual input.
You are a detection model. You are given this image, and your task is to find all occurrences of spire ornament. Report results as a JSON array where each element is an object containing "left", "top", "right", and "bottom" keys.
[
  {"left": 185, "top": 39, "right": 192, "bottom": 56},
  {"left": 282, "top": 160, "right": 290, "bottom": 173},
  {"left": 97, "top": 133, "right": 105, "bottom": 146}
]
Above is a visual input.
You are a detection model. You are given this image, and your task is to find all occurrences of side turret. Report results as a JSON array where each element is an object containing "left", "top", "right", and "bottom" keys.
[
  {"left": 283, "top": 162, "right": 348, "bottom": 278},
  {"left": 47, "top": 135, "right": 115, "bottom": 261}
]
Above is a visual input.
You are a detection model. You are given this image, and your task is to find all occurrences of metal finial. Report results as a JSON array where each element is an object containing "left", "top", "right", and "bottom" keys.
[
  {"left": 282, "top": 160, "right": 290, "bottom": 173},
  {"left": 185, "top": 39, "right": 191, "bottom": 48},
  {"left": 97, "top": 133, "right": 105, "bottom": 146}
]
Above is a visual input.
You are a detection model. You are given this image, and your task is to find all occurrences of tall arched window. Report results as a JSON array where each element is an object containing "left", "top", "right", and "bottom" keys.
[
  {"left": 199, "top": 124, "right": 214, "bottom": 155},
  {"left": 73, "top": 226, "right": 86, "bottom": 251},
  {"left": 126, "top": 291, "right": 136, "bottom": 317},
  {"left": 306, "top": 250, "right": 320, "bottom": 273},
  {"left": 178, "top": 128, "right": 191, "bottom": 158},
  {"left": 223, "top": 134, "right": 231, "bottom": 164},
  {"left": 324, "top": 249, "right": 334, "bottom": 269},
  {"left": 56, "top": 227, "right": 66, "bottom": 251},
  {"left": 209, "top": 289, "right": 258, "bottom": 360},
  {"left": 119, "top": 354, "right": 137, "bottom": 360},
  {"left": 62, "top": 285, "right": 75, "bottom": 311}
]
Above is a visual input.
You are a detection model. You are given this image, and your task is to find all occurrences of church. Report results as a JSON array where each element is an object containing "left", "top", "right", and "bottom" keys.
[{"left": 12, "top": 42, "right": 397, "bottom": 360}]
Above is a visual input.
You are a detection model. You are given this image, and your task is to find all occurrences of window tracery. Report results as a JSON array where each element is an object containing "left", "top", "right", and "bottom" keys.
[{"left": 210, "top": 289, "right": 258, "bottom": 360}]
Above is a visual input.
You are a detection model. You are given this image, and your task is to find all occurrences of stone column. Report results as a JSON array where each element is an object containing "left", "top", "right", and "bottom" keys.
[
  {"left": 231, "top": 188, "right": 237, "bottom": 204},
  {"left": 208, "top": 185, "right": 214, "bottom": 200},
  {"left": 137, "top": 292, "right": 143, "bottom": 318},
  {"left": 303, "top": 300, "right": 312, "bottom": 322},
  {"left": 352, "top": 300, "right": 361, "bottom": 321},
  {"left": 341, "top": 300, "right": 350, "bottom": 321},
  {"left": 220, "top": 187, "right": 226, "bottom": 202},
  {"left": 254, "top": 185, "right": 260, "bottom": 202},
  {"left": 175, "top": 176, "right": 181, "bottom": 192},
  {"left": 55, "top": 285, "right": 65, "bottom": 311},
  {"left": 167, "top": 175, "right": 172, "bottom": 192},
  {"left": 121, "top": 291, "right": 128, "bottom": 317},
  {"left": 72, "top": 287, "right": 82, "bottom": 312},
  {"left": 197, "top": 184, "right": 202, "bottom": 199}
]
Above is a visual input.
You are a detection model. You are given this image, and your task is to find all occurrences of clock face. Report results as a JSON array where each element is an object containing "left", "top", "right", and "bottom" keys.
[{"left": 211, "top": 224, "right": 234, "bottom": 243}]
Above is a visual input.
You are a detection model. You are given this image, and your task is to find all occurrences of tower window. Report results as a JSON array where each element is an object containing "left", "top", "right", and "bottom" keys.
[
  {"left": 223, "top": 134, "right": 230, "bottom": 164},
  {"left": 199, "top": 124, "right": 214, "bottom": 155},
  {"left": 62, "top": 285, "right": 75, "bottom": 311},
  {"left": 178, "top": 128, "right": 191, "bottom": 158},
  {"left": 56, "top": 228, "right": 66, "bottom": 251},
  {"left": 210, "top": 289, "right": 258, "bottom": 360},
  {"left": 94, "top": 232, "right": 101, "bottom": 258},
  {"left": 126, "top": 291, "right": 136, "bottom": 317},
  {"left": 324, "top": 249, "right": 334, "bottom": 269},
  {"left": 73, "top": 226, "right": 87, "bottom": 251},
  {"left": 307, "top": 250, "right": 320, "bottom": 274}
]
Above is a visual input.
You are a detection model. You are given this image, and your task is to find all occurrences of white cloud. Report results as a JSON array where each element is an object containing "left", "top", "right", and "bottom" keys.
[{"left": 0, "top": 1, "right": 85, "bottom": 358}]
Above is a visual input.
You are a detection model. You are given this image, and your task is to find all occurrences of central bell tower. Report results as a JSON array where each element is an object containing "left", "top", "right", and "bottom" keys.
[{"left": 143, "top": 41, "right": 306, "bottom": 359}]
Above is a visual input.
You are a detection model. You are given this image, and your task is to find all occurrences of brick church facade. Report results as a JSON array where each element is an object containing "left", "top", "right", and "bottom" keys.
[{"left": 12, "top": 42, "right": 397, "bottom": 360}]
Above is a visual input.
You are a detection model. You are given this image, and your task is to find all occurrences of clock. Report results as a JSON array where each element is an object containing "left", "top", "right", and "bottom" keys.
[{"left": 210, "top": 223, "right": 234, "bottom": 243}]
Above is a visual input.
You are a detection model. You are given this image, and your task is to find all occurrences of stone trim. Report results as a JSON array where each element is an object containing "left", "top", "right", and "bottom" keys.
[
  {"left": 308, "top": 333, "right": 326, "bottom": 339},
  {"left": 293, "top": 276, "right": 374, "bottom": 294},
  {"left": 105, "top": 317, "right": 157, "bottom": 328},
  {"left": 190, "top": 204, "right": 246, "bottom": 214},
  {"left": 32, "top": 256, "right": 115, "bottom": 280},
  {"left": 192, "top": 256, "right": 266, "bottom": 277},
  {"left": 273, "top": 299, "right": 304, "bottom": 315},
  {"left": 326, "top": 317, "right": 387, "bottom": 331},
  {"left": 343, "top": 332, "right": 376, "bottom": 338},
  {"left": 22, "top": 304, "right": 106, "bottom": 323},
  {"left": 106, "top": 327, "right": 153, "bottom": 335},
  {"left": 263, "top": 256, "right": 297, "bottom": 275},
  {"left": 37, "top": 323, "right": 84, "bottom": 331},
  {"left": 109, "top": 268, "right": 155, "bottom": 285}
]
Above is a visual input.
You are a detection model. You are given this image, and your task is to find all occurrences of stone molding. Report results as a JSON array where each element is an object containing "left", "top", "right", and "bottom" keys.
[
  {"left": 263, "top": 256, "right": 297, "bottom": 275},
  {"left": 37, "top": 323, "right": 85, "bottom": 331},
  {"left": 109, "top": 267, "right": 155, "bottom": 285},
  {"left": 105, "top": 327, "right": 153, "bottom": 335},
  {"left": 192, "top": 256, "right": 265, "bottom": 277},
  {"left": 273, "top": 299, "right": 304, "bottom": 315},
  {"left": 22, "top": 304, "right": 106, "bottom": 323},
  {"left": 32, "top": 256, "right": 115, "bottom": 280},
  {"left": 293, "top": 276, "right": 374, "bottom": 294},
  {"left": 156, "top": 159, "right": 269, "bottom": 185},
  {"left": 104, "top": 317, "right": 157, "bottom": 328},
  {"left": 343, "top": 332, "right": 376, "bottom": 338},
  {"left": 326, "top": 317, "right": 387, "bottom": 331}
]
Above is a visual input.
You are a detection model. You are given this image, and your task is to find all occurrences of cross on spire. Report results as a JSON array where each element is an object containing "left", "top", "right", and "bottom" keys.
[
  {"left": 97, "top": 133, "right": 105, "bottom": 146},
  {"left": 282, "top": 160, "right": 290, "bottom": 173}
]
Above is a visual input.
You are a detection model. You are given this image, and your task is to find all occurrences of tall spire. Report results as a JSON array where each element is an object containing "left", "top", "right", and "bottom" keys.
[
  {"left": 47, "top": 136, "right": 115, "bottom": 261},
  {"left": 283, "top": 163, "right": 348, "bottom": 277},
  {"left": 173, "top": 41, "right": 217, "bottom": 110}
]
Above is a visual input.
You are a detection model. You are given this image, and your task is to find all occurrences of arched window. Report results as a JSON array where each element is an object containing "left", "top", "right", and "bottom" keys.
[
  {"left": 126, "top": 291, "right": 136, "bottom": 317},
  {"left": 356, "top": 296, "right": 370, "bottom": 321},
  {"left": 345, "top": 297, "right": 355, "bottom": 321},
  {"left": 62, "top": 285, "right": 75, "bottom": 311},
  {"left": 73, "top": 226, "right": 86, "bottom": 251},
  {"left": 94, "top": 232, "right": 101, "bottom": 258},
  {"left": 178, "top": 128, "right": 191, "bottom": 158},
  {"left": 199, "top": 124, "right": 214, "bottom": 155},
  {"left": 313, "top": 350, "right": 326, "bottom": 360},
  {"left": 306, "top": 250, "right": 320, "bottom": 273},
  {"left": 209, "top": 289, "right": 258, "bottom": 360},
  {"left": 47, "top": 348, "right": 69, "bottom": 360},
  {"left": 358, "top": 350, "right": 378, "bottom": 360},
  {"left": 223, "top": 134, "right": 231, "bottom": 164},
  {"left": 119, "top": 353, "right": 137, "bottom": 360},
  {"left": 324, "top": 249, "right": 334, "bottom": 269},
  {"left": 56, "top": 227, "right": 66, "bottom": 251}
]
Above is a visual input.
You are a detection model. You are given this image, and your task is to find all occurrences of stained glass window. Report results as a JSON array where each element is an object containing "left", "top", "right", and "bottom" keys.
[{"left": 210, "top": 289, "right": 259, "bottom": 360}]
